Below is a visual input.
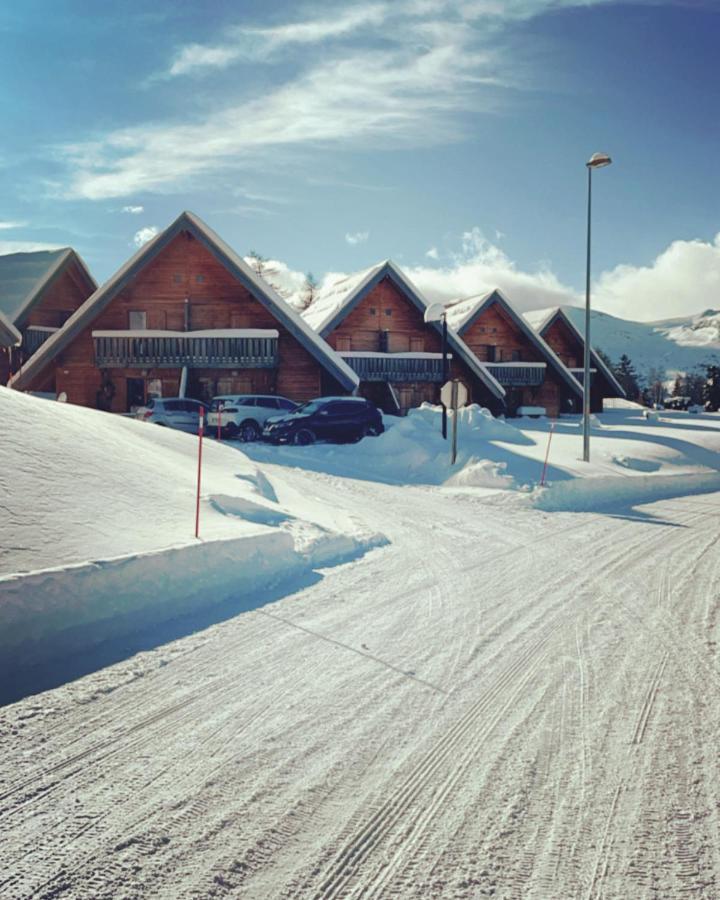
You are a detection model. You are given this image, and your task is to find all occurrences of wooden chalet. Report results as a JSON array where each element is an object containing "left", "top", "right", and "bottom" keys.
[
  {"left": 302, "top": 260, "right": 505, "bottom": 415},
  {"left": 10, "top": 212, "right": 358, "bottom": 411},
  {"left": 0, "top": 249, "right": 96, "bottom": 385},
  {"left": 525, "top": 306, "right": 625, "bottom": 413},
  {"left": 445, "top": 289, "right": 582, "bottom": 417}
]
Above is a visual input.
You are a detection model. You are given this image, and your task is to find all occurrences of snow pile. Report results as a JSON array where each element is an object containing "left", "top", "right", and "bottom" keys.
[{"left": 0, "top": 387, "right": 385, "bottom": 663}]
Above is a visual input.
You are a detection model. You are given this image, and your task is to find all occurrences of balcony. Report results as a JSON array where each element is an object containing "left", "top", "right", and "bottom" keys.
[
  {"left": 23, "top": 325, "right": 59, "bottom": 356},
  {"left": 569, "top": 367, "right": 597, "bottom": 386},
  {"left": 485, "top": 362, "right": 546, "bottom": 387},
  {"left": 340, "top": 351, "right": 448, "bottom": 383},
  {"left": 92, "top": 329, "right": 279, "bottom": 369}
]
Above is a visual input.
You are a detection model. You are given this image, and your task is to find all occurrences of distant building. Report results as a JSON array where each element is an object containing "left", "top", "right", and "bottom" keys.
[
  {"left": 446, "top": 289, "right": 582, "bottom": 417},
  {"left": 302, "top": 260, "right": 505, "bottom": 415},
  {"left": 10, "top": 212, "right": 358, "bottom": 411},
  {"left": 0, "top": 249, "right": 96, "bottom": 385},
  {"left": 525, "top": 306, "right": 626, "bottom": 413}
]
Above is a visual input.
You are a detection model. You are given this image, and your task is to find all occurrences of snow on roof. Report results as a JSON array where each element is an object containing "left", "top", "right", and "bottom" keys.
[
  {"left": 0, "top": 310, "right": 21, "bottom": 347},
  {"left": 525, "top": 306, "right": 626, "bottom": 398},
  {"left": 444, "top": 288, "right": 582, "bottom": 398},
  {"left": 0, "top": 248, "right": 95, "bottom": 326},
  {"left": 301, "top": 262, "right": 386, "bottom": 333},
  {"left": 10, "top": 212, "right": 359, "bottom": 393},
  {"left": 302, "top": 260, "right": 505, "bottom": 401}
]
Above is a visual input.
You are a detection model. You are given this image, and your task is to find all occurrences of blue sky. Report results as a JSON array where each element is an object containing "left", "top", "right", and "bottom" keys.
[{"left": 1, "top": 0, "right": 719, "bottom": 320}]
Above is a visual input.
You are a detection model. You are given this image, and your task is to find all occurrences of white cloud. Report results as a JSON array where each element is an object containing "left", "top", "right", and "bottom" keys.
[
  {"left": 426, "top": 246, "right": 439, "bottom": 260},
  {"left": 592, "top": 233, "right": 720, "bottom": 322},
  {"left": 0, "top": 221, "right": 26, "bottom": 230},
  {"left": 122, "top": 205, "right": 144, "bottom": 214},
  {"left": 133, "top": 226, "right": 159, "bottom": 247},
  {"left": 0, "top": 241, "right": 64, "bottom": 254},
  {"left": 345, "top": 231, "right": 370, "bottom": 245}
]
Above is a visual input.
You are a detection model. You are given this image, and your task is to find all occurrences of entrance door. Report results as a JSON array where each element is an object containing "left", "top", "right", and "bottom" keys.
[{"left": 126, "top": 377, "right": 145, "bottom": 412}]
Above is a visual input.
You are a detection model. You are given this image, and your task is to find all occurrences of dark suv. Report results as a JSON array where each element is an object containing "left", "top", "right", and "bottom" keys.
[{"left": 262, "top": 397, "right": 384, "bottom": 445}]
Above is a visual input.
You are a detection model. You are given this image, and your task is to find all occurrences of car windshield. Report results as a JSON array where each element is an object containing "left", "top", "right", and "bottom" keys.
[{"left": 292, "top": 401, "right": 324, "bottom": 415}]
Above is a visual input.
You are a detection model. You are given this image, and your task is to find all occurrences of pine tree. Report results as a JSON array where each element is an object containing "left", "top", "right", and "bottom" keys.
[
  {"left": 615, "top": 354, "right": 641, "bottom": 402},
  {"left": 671, "top": 375, "right": 684, "bottom": 397},
  {"left": 298, "top": 272, "right": 318, "bottom": 311},
  {"left": 703, "top": 365, "right": 720, "bottom": 411}
]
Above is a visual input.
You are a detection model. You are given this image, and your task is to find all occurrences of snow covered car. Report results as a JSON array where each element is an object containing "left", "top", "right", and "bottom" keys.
[
  {"left": 262, "top": 397, "right": 384, "bottom": 445},
  {"left": 206, "top": 394, "right": 298, "bottom": 441},
  {"left": 136, "top": 398, "right": 208, "bottom": 433}
]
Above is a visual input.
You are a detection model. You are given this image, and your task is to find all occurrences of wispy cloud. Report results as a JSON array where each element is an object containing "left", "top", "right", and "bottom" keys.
[
  {"left": 0, "top": 240, "right": 63, "bottom": 254},
  {"left": 345, "top": 230, "right": 370, "bottom": 245},
  {"left": 133, "top": 226, "right": 158, "bottom": 247},
  {"left": 57, "top": 0, "right": 614, "bottom": 200},
  {"left": 122, "top": 205, "right": 144, "bottom": 214},
  {"left": 0, "top": 220, "right": 26, "bottom": 230},
  {"left": 426, "top": 246, "right": 440, "bottom": 259}
]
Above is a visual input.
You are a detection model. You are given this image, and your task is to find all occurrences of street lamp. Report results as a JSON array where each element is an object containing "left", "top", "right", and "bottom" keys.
[
  {"left": 583, "top": 151, "right": 612, "bottom": 462},
  {"left": 424, "top": 301, "right": 449, "bottom": 439}
]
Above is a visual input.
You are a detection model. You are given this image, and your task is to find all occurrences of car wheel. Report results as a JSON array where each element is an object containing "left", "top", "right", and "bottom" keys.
[
  {"left": 293, "top": 428, "right": 316, "bottom": 446},
  {"left": 225, "top": 421, "right": 239, "bottom": 439},
  {"left": 238, "top": 419, "right": 260, "bottom": 442},
  {"left": 366, "top": 423, "right": 383, "bottom": 437}
]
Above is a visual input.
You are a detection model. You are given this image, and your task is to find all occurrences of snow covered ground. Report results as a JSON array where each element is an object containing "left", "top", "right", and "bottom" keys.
[{"left": 4, "top": 391, "right": 720, "bottom": 898}]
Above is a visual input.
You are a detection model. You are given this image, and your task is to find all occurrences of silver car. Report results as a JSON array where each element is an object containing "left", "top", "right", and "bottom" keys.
[
  {"left": 137, "top": 397, "right": 208, "bottom": 433},
  {"left": 207, "top": 394, "right": 298, "bottom": 441}
]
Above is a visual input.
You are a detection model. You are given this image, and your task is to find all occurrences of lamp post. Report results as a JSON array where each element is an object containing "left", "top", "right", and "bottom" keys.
[
  {"left": 424, "top": 302, "right": 449, "bottom": 439},
  {"left": 583, "top": 151, "right": 612, "bottom": 462}
]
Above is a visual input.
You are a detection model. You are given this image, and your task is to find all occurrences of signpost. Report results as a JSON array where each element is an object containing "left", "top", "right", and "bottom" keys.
[{"left": 440, "top": 379, "right": 468, "bottom": 465}]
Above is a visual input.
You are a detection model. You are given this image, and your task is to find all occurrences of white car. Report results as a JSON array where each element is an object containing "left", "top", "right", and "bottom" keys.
[
  {"left": 207, "top": 394, "right": 298, "bottom": 441},
  {"left": 136, "top": 397, "right": 208, "bottom": 433}
]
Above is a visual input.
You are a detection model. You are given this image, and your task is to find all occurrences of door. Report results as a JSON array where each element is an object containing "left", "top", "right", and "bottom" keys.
[{"left": 127, "top": 377, "right": 145, "bottom": 412}]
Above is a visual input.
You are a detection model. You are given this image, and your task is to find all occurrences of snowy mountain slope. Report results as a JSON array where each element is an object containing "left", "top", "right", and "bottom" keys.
[{"left": 530, "top": 305, "right": 720, "bottom": 376}]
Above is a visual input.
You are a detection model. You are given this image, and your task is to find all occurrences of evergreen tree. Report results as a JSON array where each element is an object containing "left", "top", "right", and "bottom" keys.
[
  {"left": 703, "top": 365, "right": 720, "bottom": 411},
  {"left": 299, "top": 272, "right": 318, "bottom": 310},
  {"left": 671, "top": 375, "right": 684, "bottom": 397},
  {"left": 615, "top": 354, "right": 641, "bottom": 402}
]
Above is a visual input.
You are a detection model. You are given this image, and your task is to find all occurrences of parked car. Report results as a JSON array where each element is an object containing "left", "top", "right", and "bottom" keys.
[
  {"left": 207, "top": 394, "right": 298, "bottom": 441},
  {"left": 262, "top": 397, "right": 384, "bottom": 445},
  {"left": 136, "top": 397, "right": 208, "bottom": 433}
]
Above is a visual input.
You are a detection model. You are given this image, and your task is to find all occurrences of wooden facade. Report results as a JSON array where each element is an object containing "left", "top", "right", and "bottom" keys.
[
  {"left": 13, "top": 215, "right": 356, "bottom": 411},
  {"left": 312, "top": 267, "right": 505, "bottom": 415},
  {"left": 449, "top": 291, "right": 582, "bottom": 418},
  {"left": 534, "top": 309, "right": 624, "bottom": 413},
  {"left": 0, "top": 252, "right": 95, "bottom": 386}
]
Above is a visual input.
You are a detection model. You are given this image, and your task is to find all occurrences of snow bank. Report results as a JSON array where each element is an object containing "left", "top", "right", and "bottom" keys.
[{"left": 0, "top": 387, "right": 385, "bottom": 663}]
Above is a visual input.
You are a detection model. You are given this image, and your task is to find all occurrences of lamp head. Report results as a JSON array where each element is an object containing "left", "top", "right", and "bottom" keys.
[
  {"left": 423, "top": 302, "right": 447, "bottom": 324},
  {"left": 587, "top": 152, "right": 612, "bottom": 169}
]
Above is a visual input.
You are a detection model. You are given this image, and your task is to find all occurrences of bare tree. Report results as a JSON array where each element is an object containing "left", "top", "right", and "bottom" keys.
[
  {"left": 247, "top": 250, "right": 268, "bottom": 276},
  {"left": 298, "top": 272, "right": 319, "bottom": 310}
]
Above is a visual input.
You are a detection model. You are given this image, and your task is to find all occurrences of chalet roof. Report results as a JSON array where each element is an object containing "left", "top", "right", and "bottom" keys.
[
  {"left": 301, "top": 260, "right": 505, "bottom": 400},
  {"left": 0, "top": 310, "right": 21, "bottom": 347},
  {"left": 10, "top": 212, "right": 360, "bottom": 393},
  {"left": 0, "top": 248, "right": 96, "bottom": 327},
  {"left": 444, "top": 288, "right": 583, "bottom": 398},
  {"left": 525, "top": 306, "right": 626, "bottom": 398}
]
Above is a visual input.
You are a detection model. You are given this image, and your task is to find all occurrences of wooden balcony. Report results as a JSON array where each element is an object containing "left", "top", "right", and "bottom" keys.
[
  {"left": 92, "top": 329, "right": 279, "bottom": 369},
  {"left": 485, "top": 362, "right": 546, "bottom": 387},
  {"left": 569, "top": 367, "right": 597, "bottom": 386},
  {"left": 23, "top": 326, "right": 59, "bottom": 356},
  {"left": 340, "top": 352, "right": 448, "bottom": 383}
]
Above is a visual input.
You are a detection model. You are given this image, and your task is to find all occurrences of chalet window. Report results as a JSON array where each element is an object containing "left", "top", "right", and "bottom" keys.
[
  {"left": 483, "top": 345, "right": 496, "bottom": 362},
  {"left": 510, "top": 349, "right": 521, "bottom": 362},
  {"left": 336, "top": 336, "right": 352, "bottom": 352},
  {"left": 379, "top": 330, "right": 390, "bottom": 352},
  {"left": 385, "top": 309, "right": 393, "bottom": 317},
  {"left": 196, "top": 275, "right": 205, "bottom": 284},
  {"left": 410, "top": 337, "right": 424, "bottom": 352},
  {"left": 128, "top": 310, "right": 147, "bottom": 330},
  {"left": 369, "top": 308, "right": 377, "bottom": 316},
  {"left": 173, "top": 274, "right": 183, "bottom": 283}
]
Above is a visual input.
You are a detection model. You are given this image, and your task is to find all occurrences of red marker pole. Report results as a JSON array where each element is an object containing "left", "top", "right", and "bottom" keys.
[
  {"left": 540, "top": 420, "right": 556, "bottom": 487},
  {"left": 195, "top": 410, "right": 204, "bottom": 539}
]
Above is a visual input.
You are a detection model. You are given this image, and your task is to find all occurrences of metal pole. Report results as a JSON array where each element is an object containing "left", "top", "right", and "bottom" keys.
[
  {"left": 583, "top": 165, "right": 592, "bottom": 462},
  {"left": 451, "top": 381, "right": 458, "bottom": 465},
  {"left": 441, "top": 314, "right": 448, "bottom": 440},
  {"left": 195, "top": 412, "right": 204, "bottom": 539}
]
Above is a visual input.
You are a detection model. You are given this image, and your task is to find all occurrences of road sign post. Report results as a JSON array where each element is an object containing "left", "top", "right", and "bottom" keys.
[{"left": 440, "top": 379, "right": 468, "bottom": 465}]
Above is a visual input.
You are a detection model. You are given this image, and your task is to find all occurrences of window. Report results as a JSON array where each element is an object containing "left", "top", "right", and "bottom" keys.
[
  {"left": 128, "top": 310, "right": 147, "bottom": 330},
  {"left": 484, "top": 345, "right": 496, "bottom": 362},
  {"left": 173, "top": 274, "right": 183, "bottom": 284},
  {"left": 511, "top": 349, "right": 521, "bottom": 362},
  {"left": 384, "top": 309, "right": 393, "bottom": 317},
  {"left": 278, "top": 398, "right": 296, "bottom": 410},
  {"left": 369, "top": 308, "right": 377, "bottom": 316},
  {"left": 196, "top": 275, "right": 205, "bottom": 284},
  {"left": 410, "top": 337, "right": 424, "bottom": 353}
]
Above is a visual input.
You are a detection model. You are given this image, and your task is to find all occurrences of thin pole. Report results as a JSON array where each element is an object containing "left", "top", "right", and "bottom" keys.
[
  {"left": 195, "top": 412, "right": 204, "bottom": 538},
  {"left": 451, "top": 381, "right": 459, "bottom": 465},
  {"left": 540, "top": 421, "right": 556, "bottom": 486},
  {"left": 441, "top": 314, "right": 448, "bottom": 440},
  {"left": 583, "top": 165, "right": 592, "bottom": 462}
]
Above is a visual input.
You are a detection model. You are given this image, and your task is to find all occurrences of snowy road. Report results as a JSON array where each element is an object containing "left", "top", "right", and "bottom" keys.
[{"left": 3, "top": 471, "right": 720, "bottom": 899}]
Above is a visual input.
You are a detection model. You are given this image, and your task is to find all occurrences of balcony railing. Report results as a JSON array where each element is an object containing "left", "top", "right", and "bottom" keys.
[
  {"left": 569, "top": 367, "right": 597, "bottom": 386},
  {"left": 340, "top": 352, "right": 448, "bottom": 383},
  {"left": 92, "top": 329, "right": 279, "bottom": 369},
  {"left": 486, "top": 362, "right": 546, "bottom": 387},
  {"left": 23, "top": 326, "right": 58, "bottom": 356}
]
